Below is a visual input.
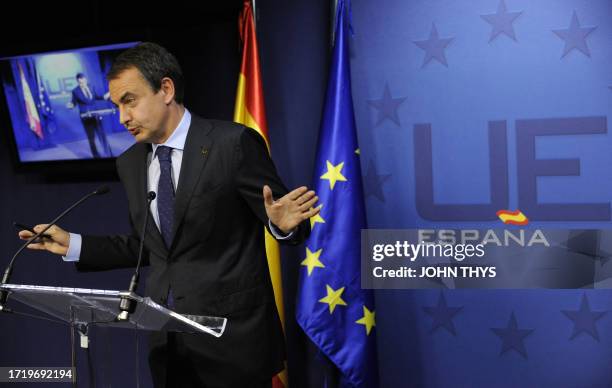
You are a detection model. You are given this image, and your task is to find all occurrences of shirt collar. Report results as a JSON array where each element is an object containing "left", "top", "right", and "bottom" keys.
[{"left": 151, "top": 108, "right": 191, "bottom": 155}]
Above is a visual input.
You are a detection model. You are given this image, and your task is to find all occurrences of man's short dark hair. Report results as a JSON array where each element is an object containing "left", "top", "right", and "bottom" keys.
[
  {"left": 107, "top": 42, "right": 184, "bottom": 104},
  {"left": 76, "top": 72, "right": 86, "bottom": 80}
]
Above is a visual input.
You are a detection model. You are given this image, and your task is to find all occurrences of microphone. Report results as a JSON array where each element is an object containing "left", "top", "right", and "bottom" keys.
[
  {"left": 0, "top": 185, "right": 110, "bottom": 312},
  {"left": 94, "top": 186, "right": 110, "bottom": 195},
  {"left": 117, "top": 191, "right": 156, "bottom": 321}
]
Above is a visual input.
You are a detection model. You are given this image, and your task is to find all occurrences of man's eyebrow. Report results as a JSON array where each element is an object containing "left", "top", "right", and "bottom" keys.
[{"left": 119, "top": 92, "right": 135, "bottom": 104}]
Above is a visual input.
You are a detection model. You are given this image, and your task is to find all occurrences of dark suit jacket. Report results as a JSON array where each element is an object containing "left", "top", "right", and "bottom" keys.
[
  {"left": 76, "top": 114, "right": 309, "bottom": 387},
  {"left": 71, "top": 84, "right": 104, "bottom": 114}
]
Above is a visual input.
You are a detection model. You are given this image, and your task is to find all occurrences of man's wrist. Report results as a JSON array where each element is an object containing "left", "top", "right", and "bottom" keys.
[
  {"left": 268, "top": 220, "right": 296, "bottom": 240},
  {"left": 62, "top": 233, "right": 82, "bottom": 262}
]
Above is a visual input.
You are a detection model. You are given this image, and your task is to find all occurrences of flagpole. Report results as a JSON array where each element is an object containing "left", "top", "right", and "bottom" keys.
[
  {"left": 330, "top": 0, "right": 338, "bottom": 47},
  {"left": 252, "top": 0, "right": 257, "bottom": 29}
]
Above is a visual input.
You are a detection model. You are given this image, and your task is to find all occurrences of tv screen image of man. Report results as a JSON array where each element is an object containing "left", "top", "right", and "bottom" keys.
[
  {"left": 20, "top": 42, "right": 321, "bottom": 388},
  {"left": 67, "top": 72, "right": 113, "bottom": 158}
]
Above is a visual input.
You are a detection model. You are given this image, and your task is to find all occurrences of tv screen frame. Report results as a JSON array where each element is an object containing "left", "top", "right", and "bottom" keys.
[{"left": 0, "top": 42, "right": 139, "bottom": 172}]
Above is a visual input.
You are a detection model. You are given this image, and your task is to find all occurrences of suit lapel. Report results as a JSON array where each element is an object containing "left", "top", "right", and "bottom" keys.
[{"left": 171, "top": 116, "right": 213, "bottom": 247}]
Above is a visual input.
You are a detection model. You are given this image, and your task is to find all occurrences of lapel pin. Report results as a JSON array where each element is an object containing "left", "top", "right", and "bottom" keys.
[{"left": 201, "top": 147, "right": 208, "bottom": 156}]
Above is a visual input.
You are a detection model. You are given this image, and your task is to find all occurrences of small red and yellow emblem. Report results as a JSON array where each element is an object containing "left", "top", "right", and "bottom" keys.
[{"left": 496, "top": 210, "right": 529, "bottom": 225}]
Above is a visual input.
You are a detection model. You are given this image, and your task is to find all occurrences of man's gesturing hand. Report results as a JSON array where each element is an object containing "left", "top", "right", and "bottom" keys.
[
  {"left": 263, "top": 185, "right": 321, "bottom": 235},
  {"left": 18, "top": 224, "right": 70, "bottom": 256}
]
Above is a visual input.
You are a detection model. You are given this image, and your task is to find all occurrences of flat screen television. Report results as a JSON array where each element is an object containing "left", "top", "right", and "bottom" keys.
[{"left": 0, "top": 42, "right": 139, "bottom": 165}]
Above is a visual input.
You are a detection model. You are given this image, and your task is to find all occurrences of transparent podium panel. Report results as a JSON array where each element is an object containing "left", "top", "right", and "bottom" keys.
[{"left": 0, "top": 284, "right": 227, "bottom": 338}]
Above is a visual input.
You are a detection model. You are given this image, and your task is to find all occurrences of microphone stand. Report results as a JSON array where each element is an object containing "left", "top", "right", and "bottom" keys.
[
  {"left": 0, "top": 186, "right": 110, "bottom": 312},
  {"left": 117, "top": 191, "right": 156, "bottom": 321}
]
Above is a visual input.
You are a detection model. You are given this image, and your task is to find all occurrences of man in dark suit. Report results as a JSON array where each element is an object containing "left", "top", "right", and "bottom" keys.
[
  {"left": 67, "top": 72, "right": 112, "bottom": 158},
  {"left": 20, "top": 43, "right": 320, "bottom": 387}
]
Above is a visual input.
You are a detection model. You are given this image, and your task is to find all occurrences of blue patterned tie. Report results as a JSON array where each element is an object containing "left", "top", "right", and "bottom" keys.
[{"left": 155, "top": 146, "right": 174, "bottom": 248}]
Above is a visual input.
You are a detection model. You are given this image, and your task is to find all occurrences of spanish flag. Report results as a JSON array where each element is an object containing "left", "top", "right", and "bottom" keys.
[
  {"left": 18, "top": 63, "right": 43, "bottom": 139},
  {"left": 233, "top": 2, "right": 288, "bottom": 387},
  {"left": 496, "top": 209, "right": 529, "bottom": 225}
]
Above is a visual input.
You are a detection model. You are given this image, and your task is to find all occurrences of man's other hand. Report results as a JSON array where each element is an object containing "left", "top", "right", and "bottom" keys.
[{"left": 263, "top": 185, "right": 321, "bottom": 234}]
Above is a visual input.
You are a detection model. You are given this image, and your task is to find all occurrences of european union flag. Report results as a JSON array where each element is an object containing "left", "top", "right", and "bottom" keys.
[{"left": 295, "top": 1, "right": 378, "bottom": 386}]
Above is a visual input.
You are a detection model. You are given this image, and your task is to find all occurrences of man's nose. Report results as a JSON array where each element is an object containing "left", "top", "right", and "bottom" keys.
[{"left": 119, "top": 107, "right": 130, "bottom": 127}]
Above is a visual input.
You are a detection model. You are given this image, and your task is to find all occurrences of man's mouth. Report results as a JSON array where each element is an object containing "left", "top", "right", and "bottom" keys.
[{"left": 128, "top": 126, "right": 141, "bottom": 135}]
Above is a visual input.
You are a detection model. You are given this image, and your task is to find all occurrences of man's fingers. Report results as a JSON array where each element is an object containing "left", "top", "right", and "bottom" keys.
[
  {"left": 18, "top": 230, "right": 34, "bottom": 239},
  {"left": 25, "top": 242, "right": 47, "bottom": 250},
  {"left": 20, "top": 231, "right": 49, "bottom": 242},
  {"left": 303, "top": 205, "right": 323, "bottom": 219},
  {"left": 48, "top": 244, "right": 68, "bottom": 256},
  {"left": 33, "top": 224, "right": 50, "bottom": 233},
  {"left": 26, "top": 239, "right": 62, "bottom": 252},
  {"left": 34, "top": 224, "right": 65, "bottom": 235},
  {"left": 27, "top": 241, "right": 67, "bottom": 256},
  {"left": 287, "top": 186, "right": 308, "bottom": 201},
  {"left": 296, "top": 190, "right": 316, "bottom": 205},
  {"left": 263, "top": 185, "right": 274, "bottom": 206},
  {"left": 299, "top": 196, "right": 319, "bottom": 211}
]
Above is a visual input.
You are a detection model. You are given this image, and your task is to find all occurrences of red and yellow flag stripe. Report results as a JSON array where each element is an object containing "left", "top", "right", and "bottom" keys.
[
  {"left": 18, "top": 63, "right": 43, "bottom": 139},
  {"left": 496, "top": 209, "right": 529, "bottom": 225},
  {"left": 233, "top": 2, "right": 287, "bottom": 387}
]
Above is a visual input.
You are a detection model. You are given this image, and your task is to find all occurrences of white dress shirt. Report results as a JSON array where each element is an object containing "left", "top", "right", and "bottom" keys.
[{"left": 82, "top": 85, "right": 93, "bottom": 100}]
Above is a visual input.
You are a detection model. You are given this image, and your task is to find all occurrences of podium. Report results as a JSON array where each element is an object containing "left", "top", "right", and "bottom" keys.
[
  {"left": 0, "top": 283, "right": 227, "bottom": 386},
  {"left": 79, "top": 108, "right": 117, "bottom": 120},
  {"left": 0, "top": 283, "right": 227, "bottom": 336}
]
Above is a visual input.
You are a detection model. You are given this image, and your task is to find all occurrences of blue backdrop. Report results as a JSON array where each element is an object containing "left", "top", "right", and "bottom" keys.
[{"left": 348, "top": 0, "right": 612, "bottom": 386}]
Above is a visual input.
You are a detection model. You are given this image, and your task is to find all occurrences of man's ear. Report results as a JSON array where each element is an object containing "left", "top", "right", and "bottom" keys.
[{"left": 160, "top": 77, "right": 176, "bottom": 105}]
